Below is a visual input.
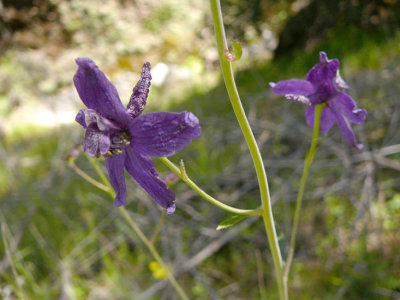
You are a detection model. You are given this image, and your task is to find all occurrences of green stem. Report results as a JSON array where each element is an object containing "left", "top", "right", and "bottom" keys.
[
  {"left": 283, "top": 103, "right": 325, "bottom": 282},
  {"left": 160, "top": 157, "right": 261, "bottom": 216},
  {"left": 68, "top": 159, "right": 110, "bottom": 192},
  {"left": 85, "top": 154, "right": 109, "bottom": 187},
  {"left": 209, "top": 1, "right": 286, "bottom": 299},
  {"left": 118, "top": 207, "right": 189, "bottom": 300},
  {"left": 81, "top": 156, "right": 189, "bottom": 300},
  {"left": 150, "top": 209, "right": 166, "bottom": 244}
]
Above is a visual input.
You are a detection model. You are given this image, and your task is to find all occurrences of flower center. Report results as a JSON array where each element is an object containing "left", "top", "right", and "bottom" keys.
[{"left": 106, "top": 130, "right": 131, "bottom": 157}]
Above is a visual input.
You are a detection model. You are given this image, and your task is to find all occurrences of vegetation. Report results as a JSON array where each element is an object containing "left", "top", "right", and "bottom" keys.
[{"left": 1, "top": 0, "right": 399, "bottom": 299}]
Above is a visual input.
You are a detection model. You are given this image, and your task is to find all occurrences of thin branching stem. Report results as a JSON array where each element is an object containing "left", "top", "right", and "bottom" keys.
[
  {"left": 160, "top": 157, "right": 261, "bottom": 216},
  {"left": 209, "top": 0, "right": 286, "bottom": 298},
  {"left": 72, "top": 156, "right": 189, "bottom": 300},
  {"left": 118, "top": 206, "right": 189, "bottom": 300},
  {"left": 68, "top": 159, "right": 110, "bottom": 192},
  {"left": 150, "top": 209, "right": 166, "bottom": 245},
  {"left": 283, "top": 103, "right": 325, "bottom": 283}
]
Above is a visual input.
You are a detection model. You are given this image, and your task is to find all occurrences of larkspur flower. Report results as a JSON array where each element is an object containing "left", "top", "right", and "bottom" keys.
[
  {"left": 74, "top": 58, "right": 201, "bottom": 214},
  {"left": 270, "top": 51, "right": 367, "bottom": 149}
]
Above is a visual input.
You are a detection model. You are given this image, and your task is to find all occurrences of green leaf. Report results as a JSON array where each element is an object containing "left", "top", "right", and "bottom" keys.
[
  {"left": 232, "top": 40, "right": 242, "bottom": 61},
  {"left": 216, "top": 214, "right": 248, "bottom": 230}
]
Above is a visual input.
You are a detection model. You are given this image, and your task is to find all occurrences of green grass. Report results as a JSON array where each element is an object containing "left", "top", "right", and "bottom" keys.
[{"left": 1, "top": 23, "right": 400, "bottom": 299}]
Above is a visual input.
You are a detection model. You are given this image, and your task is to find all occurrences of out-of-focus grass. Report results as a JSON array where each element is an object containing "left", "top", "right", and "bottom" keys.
[
  {"left": 159, "top": 24, "right": 400, "bottom": 299},
  {"left": 1, "top": 12, "right": 400, "bottom": 300}
]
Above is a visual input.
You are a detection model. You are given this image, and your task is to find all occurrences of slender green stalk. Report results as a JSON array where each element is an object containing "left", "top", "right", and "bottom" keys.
[
  {"left": 85, "top": 154, "right": 109, "bottom": 188},
  {"left": 209, "top": 0, "right": 286, "bottom": 299},
  {"left": 283, "top": 103, "right": 325, "bottom": 282},
  {"left": 74, "top": 156, "right": 189, "bottom": 300},
  {"left": 118, "top": 207, "right": 189, "bottom": 300},
  {"left": 68, "top": 159, "right": 110, "bottom": 192},
  {"left": 160, "top": 157, "right": 261, "bottom": 216},
  {"left": 150, "top": 209, "right": 166, "bottom": 244}
]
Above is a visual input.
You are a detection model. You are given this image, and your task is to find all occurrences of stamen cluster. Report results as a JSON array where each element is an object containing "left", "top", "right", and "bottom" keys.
[{"left": 107, "top": 131, "right": 131, "bottom": 157}]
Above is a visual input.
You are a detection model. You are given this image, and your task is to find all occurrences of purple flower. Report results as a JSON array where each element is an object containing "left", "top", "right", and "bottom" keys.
[
  {"left": 270, "top": 52, "right": 367, "bottom": 149},
  {"left": 74, "top": 58, "right": 201, "bottom": 214}
]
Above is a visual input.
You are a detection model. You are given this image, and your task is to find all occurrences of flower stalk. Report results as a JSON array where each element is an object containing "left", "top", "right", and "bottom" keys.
[
  {"left": 118, "top": 206, "right": 189, "bottom": 300},
  {"left": 160, "top": 157, "right": 261, "bottom": 216},
  {"left": 69, "top": 157, "right": 110, "bottom": 192},
  {"left": 283, "top": 103, "right": 325, "bottom": 282},
  {"left": 72, "top": 156, "right": 189, "bottom": 300},
  {"left": 209, "top": 0, "right": 286, "bottom": 298}
]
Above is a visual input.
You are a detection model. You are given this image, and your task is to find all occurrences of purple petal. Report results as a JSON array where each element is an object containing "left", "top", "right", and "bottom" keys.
[
  {"left": 284, "top": 94, "right": 312, "bottom": 105},
  {"left": 332, "top": 109, "right": 363, "bottom": 149},
  {"left": 329, "top": 92, "right": 367, "bottom": 124},
  {"left": 335, "top": 70, "right": 348, "bottom": 89},
  {"left": 270, "top": 79, "right": 314, "bottom": 99},
  {"left": 306, "top": 53, "right": 340, "bottom": 84},
  {"left": 124, "top": 147, "right": 175, "bottom": 214},
  {"left": 73, "top": 57, "right": 131, "bottom": 126},
  {"left": 305, "top": 106, "right": 336, "bottom": 135},
  {"left": 319, "top": 51, "right": 329, "bottom": 63},
  {"left": 127, "top": 62, "right": 152, "bottom": 119},
  {"left": 305, "top": 106, "right": 315, "bottom": 129},
  {"left": 84, "top": 109, "right": 124, "bottom": 131},
  {"left": 129, "top": 111, "right": 201, "bottom": 158},
  {"left": 105, "top": 154, "right": 127, "bottom": 206},
  {"left": 84, "top": 123, "right": 110, "bottom": 157},
  {"left": 320, "top": 107, "right": 336, "bottom": 135},
  {"left": 99, "top": 134, "right": 111, "bottom": 155},
  {"left": 76, "top": 109, "right": 86, "bottom": 128}
]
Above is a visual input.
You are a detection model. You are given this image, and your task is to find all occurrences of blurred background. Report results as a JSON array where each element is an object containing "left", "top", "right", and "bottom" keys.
[{"left": 1, "top": 0, "right": 400, "bottom": 299}]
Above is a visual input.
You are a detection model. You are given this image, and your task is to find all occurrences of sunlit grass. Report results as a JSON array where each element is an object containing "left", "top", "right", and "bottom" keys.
[{"left": 1, "top": 17, "right": 400, "bottom": 299}]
